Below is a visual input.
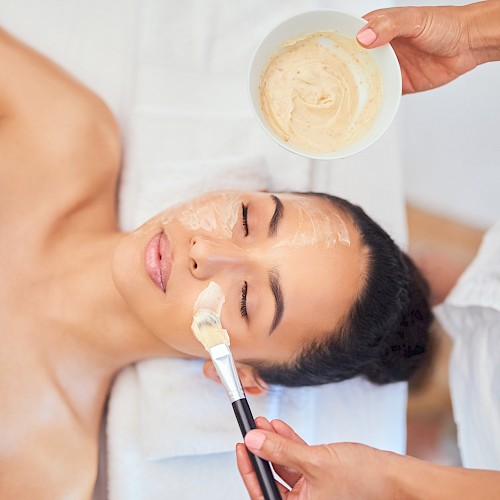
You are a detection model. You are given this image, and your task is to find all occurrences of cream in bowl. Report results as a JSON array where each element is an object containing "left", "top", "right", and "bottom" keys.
[
  {"left": 249, "top": 10, "right": 401, "bottom": 159},
  {"left": 260, "top": 31, "right": 382, "bottom": 153}
]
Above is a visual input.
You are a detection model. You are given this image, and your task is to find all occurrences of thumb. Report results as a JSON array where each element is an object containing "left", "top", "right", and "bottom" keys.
[
  {"left": 357, "top": 8, "right": 425, "bottom": 48},
  {"left": 244, "top": 429, "right": 314, "bottom": 475}
]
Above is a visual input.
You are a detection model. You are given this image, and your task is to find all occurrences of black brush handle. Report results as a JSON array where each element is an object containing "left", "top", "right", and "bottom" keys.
[{"left": 232, "top": 398, "right": 281, "bottom": 500}]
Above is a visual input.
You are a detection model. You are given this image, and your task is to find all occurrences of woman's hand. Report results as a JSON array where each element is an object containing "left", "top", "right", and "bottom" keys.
[
  {"left": 356, "top": 2, "right": 500, "bottom": 94},
  {"left": 236, "top": 417, "right": 394, "bottom": 499},
  {"left": 237, "top": 417, "right": 500, "bottom": 499}
]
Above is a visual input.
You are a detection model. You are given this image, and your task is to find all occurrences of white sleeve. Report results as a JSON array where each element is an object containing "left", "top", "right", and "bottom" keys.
[{"left": 435, "top": 220, "right": 500, "bottom": 470}]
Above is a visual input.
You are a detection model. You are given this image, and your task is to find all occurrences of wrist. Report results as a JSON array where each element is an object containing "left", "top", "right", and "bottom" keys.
[
  {"left": 385, "top": 452, "right": 421, "bottom": 499},
  {"left": 385, "top": 452, "right": 451, "bottom": 500},
  {"left": 464, "top": 0, "right": 500, "bottom": 64},
  {"left": 386, "top": 453, "right": 500, "bottom": 500}
]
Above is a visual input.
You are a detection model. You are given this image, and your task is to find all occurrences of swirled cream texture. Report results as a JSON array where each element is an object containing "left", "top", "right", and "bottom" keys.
[{"left": 260, "top": 31, "right": 382, "bottom": 153}]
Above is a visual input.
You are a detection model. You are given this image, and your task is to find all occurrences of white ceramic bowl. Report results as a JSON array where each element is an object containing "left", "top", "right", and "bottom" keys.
[{"left": 248, "top": 10, "right": 402, "bottom": 160}]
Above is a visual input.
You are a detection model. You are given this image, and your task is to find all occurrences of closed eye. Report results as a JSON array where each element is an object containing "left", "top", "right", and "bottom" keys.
[
  {"left": 240, "top": 281, "right": 248, "bottom": 318},
  {"left": 241, "top": 203, "right": 249, "bottom": 236}
]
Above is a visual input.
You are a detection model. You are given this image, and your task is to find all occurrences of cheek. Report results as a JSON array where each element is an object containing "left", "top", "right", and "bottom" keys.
[
  {"left": 159, "top": 280, "right": 203, "bottom": 352},
  {"left": 228, "top": 321, "right": 282, "bottom": 363},
  {"left": 162, "top": 194, "right": 241, "bottom": 239},
  {"left": 216, "top": 315, "right": 254, "bottom": 359}
]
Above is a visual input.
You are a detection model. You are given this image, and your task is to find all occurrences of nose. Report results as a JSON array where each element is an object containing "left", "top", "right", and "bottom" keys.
[{"left": 189, "top": 236, "right": 249, "bottom": 279}]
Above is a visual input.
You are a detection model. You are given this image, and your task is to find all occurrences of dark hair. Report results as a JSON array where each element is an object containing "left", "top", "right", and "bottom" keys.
[{"left": 250, "top": 192, "right": 433, "bottom": 387}]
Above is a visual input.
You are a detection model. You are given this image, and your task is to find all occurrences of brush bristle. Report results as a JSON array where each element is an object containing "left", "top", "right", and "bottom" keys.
[{"left": 191, "top": 309, "right": 230, "bottom": 350}]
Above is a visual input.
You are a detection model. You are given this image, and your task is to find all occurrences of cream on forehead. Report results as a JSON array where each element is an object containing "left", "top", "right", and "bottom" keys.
[
  {"left": 161, "top": 193, "right": 240, "bottom": 238},
  {"left": 275, "top": 195, "right": 350, "bottom": 248}
]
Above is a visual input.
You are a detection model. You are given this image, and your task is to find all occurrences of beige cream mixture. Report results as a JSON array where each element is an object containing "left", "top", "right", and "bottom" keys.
[{"left": 260, "top": 31, "right": 382, "bottom": 153}]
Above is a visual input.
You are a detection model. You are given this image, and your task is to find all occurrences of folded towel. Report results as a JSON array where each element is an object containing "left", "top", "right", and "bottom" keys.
[
  {"left": 108, "top": 0, "right": 408, "bottom": 498},
  {"left": 119, "top": 145, "right": 272, "bottom": 231},
  {"left": 107, "top": 360, "right": 407, "bottom": 499}
]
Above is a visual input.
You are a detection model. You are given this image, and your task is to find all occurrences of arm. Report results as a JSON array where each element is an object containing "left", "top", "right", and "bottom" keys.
[
  {"left": 237, "top": 417, "right": 500, "bottom": 499},
  {"left": 393, "top": 456, "right": 500, "bottom": 500},
  {"left": 467, "top": 0, "right": 500, "bottom": 63},
  {"left": 356, "top": 1, "right": 500, "bottom": 94}
]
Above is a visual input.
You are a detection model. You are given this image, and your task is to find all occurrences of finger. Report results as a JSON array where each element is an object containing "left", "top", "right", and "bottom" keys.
[
  {"left": 253, "top": 418, "right": 302, "bottom": 487},
  {"left": 236, "top": 443, "right": 288, "bottom": 499},
  {"left": 357, "top": 7, "right": 425, "bottom": 48},
  {"left": 362, "top": 7, "right": 402, "bottom": 23},
  {"left": 236, "top": 443, "right": 266, "bottom": 500},
  {"left": 264, "top": 420, "right": 305, "bottom": 487},
  {"left": 270, "top": 419, "right": 308, "bottom": 445},
  {"left": 244, "top": 429, "right": 315, "bottom": 477},
  {"left": 255, "top": 416, "right": 274, "bottom": 431}
]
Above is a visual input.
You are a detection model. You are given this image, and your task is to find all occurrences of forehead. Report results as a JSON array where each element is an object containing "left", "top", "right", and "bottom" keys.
[
  {"left": 275, "top": 193, "right": 351, "bottom": 247},
  {"left": 277, "top": 243, "right": 363, "bottom": 344},
  {"left": 265, "top": 194, "right": 366, "bottom": 356}
]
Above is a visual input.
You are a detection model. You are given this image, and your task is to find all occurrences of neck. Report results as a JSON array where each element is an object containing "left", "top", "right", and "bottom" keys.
[{"left": 42, "top": 231, "right": 178, "bottom": 419}]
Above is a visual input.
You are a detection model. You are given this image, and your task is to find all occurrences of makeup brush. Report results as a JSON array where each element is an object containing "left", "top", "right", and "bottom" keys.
[{"left": 192, "top": 307, "right": 281, "bottom": 500}]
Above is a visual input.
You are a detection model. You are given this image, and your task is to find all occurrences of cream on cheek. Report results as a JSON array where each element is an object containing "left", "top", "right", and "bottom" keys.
[
  {"left": 193, "top": 280, "right": 226, "bottom": 317},
  {"left": 191, "top": 281, "right": 231, "bottom": 350},
  {"left": 160, "top": 193, "right": 241, "bottom": 238},
  {"left": 275, "top": 195, "right": 350, "bottom": 249}
]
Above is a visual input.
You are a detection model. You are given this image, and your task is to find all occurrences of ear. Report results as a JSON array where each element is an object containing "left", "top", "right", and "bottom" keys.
[{"left": 202, "top": 360, "right": 269, "bottom": 396}]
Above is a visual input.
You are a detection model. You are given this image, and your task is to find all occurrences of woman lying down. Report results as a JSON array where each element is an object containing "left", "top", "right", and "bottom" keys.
[{"left": 0, "top": 28, "right": 432, "bottom": 498}]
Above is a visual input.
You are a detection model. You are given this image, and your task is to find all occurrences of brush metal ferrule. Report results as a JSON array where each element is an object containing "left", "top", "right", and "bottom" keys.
[{"left": 208, "top": 343, "right": 245, "bottom": 403}]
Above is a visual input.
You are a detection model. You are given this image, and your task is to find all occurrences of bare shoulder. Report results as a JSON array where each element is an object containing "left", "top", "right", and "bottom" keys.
[{"left": 0, "top": 28, "right": 121, "bottom": 233}]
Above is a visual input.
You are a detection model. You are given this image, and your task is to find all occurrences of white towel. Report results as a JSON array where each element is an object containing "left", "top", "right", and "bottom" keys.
[
  {"left": 108, "top": 1, "right": 408, "bottom": 498},
  {"left": 107, "top": 360, "right": 406, "bottom": 499}
]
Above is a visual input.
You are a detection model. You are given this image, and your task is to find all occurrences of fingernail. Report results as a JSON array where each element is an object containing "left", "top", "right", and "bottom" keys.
[
  {"left": 357, "top": 28, "right": 377, "bottom": 46},
  {"left": 245, "top": 430, "right": 266, "bottom": 450}
]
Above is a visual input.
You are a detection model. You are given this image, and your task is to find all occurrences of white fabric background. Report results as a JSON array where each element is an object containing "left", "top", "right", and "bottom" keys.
[{"left": 394, "top": 0, "right": 500, "bottom": 228}]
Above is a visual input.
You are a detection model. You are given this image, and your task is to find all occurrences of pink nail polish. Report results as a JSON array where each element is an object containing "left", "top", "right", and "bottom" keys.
[
  {"left": 245, "top": 430, "right": 266, "bottom": 450},
  {"left": 357, "top": 28, "right": 377, "bottom": 46}
]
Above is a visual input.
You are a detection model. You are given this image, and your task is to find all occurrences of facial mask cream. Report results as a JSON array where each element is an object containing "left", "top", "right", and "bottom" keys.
[
  {"left": 191, "top": 281, "right": 229, "bottom": 349},
  {"left": 274, "top": 195, "right": 351, "bottom": 249},
  {"left": 162, "top": 193, "right": 240, "bottom": 238}
]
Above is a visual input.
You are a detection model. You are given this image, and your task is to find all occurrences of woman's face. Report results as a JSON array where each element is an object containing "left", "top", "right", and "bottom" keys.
[{"left": 112, "top": 191, "right": 366, "bottom": 364}]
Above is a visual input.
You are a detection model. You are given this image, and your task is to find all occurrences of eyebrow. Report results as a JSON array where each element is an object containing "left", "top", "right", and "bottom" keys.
[
  {"left": 268, "top": 268, "right": 284, "bottom": 335},
  {"left": 268, "top": 194, "right": 284, "bottom": 238}
]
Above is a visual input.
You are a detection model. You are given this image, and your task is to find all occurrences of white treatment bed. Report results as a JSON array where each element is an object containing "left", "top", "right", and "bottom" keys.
[{"left": 3, "top": 1, "right": 409, "bottom": 498}]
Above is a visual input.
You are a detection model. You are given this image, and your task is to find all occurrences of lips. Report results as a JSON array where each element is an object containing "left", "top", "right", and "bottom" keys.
[{"left": 145, "top": 231, "right": 172, "bottom": 292}]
